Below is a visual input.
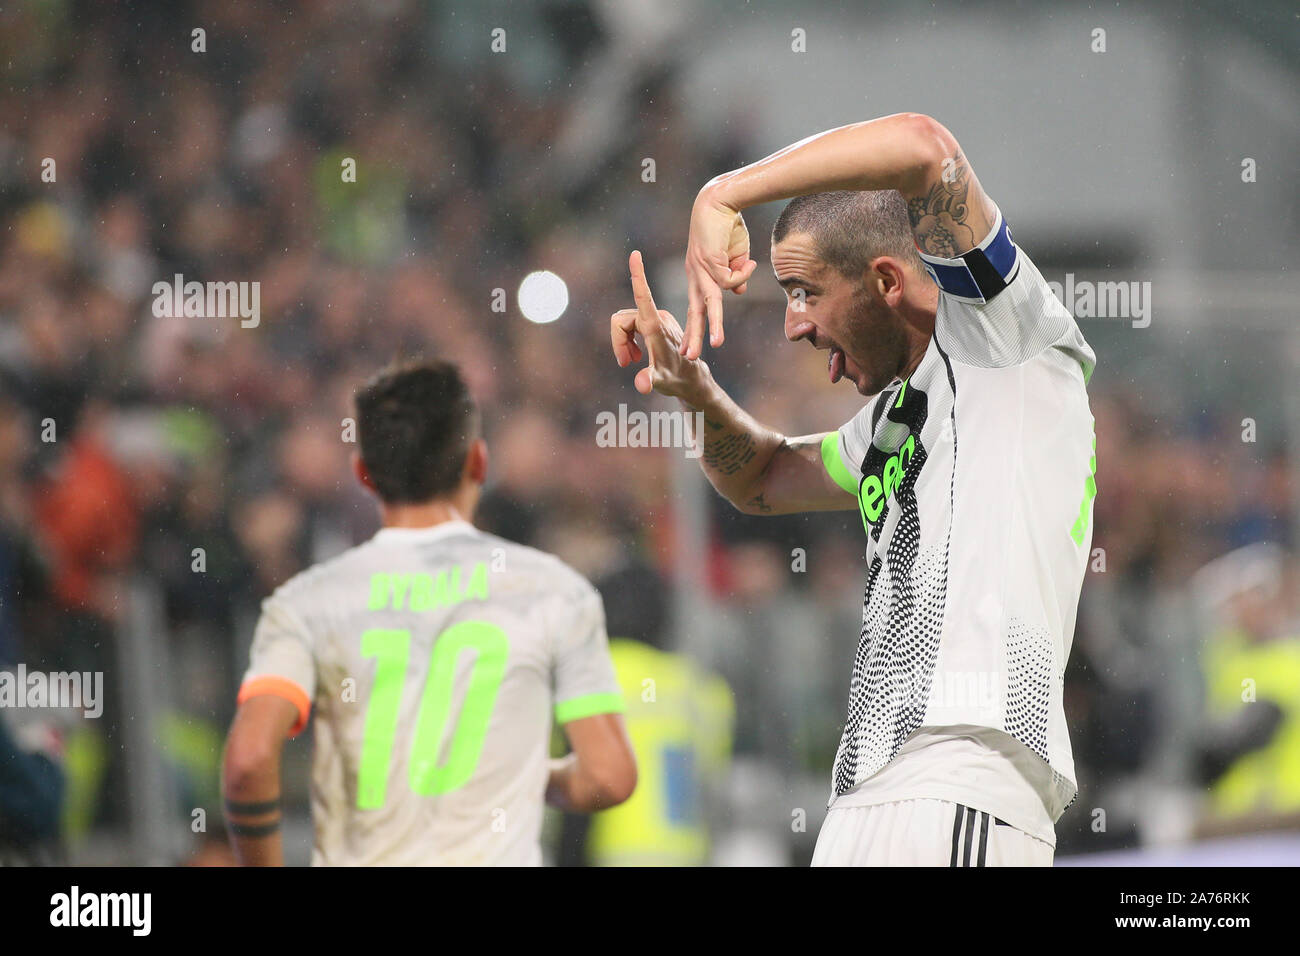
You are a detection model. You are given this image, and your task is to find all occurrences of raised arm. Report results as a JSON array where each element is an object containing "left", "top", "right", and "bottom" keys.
[
  {"left": 611, "top": 251, "right": 854, "bottom": 515},
  {"left": 683, "top": 112, "right": 998, "bottom": 357}
]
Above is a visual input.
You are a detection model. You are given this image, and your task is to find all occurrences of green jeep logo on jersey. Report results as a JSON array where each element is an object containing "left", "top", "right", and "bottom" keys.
[
  {"left": 860, "top": 433, "right": 916, "bottom": 523},
  {"left": 821, "top": 377, "right": 930, "bottom": 537}
]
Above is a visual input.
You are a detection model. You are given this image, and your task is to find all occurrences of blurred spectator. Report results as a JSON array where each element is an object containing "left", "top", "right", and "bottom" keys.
[
  {"left": 0, "top": 699, "right": 66, "bottom": 865},
  {"left": 1194, "top": 545, "right": 1300, "bottom": 834}
]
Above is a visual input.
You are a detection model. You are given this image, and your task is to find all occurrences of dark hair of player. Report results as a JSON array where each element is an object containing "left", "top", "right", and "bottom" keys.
[
  {"left": 353, "top": 358, "right": 480, "bottom": 504},
  {"left": 771, "top": 188, "right": 924, "bottom": 278}
]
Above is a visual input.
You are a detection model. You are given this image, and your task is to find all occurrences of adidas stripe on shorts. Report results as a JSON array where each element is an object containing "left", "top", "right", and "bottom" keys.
[{"left": 811, "top": 798, "right": 1054, "bottom": 866}]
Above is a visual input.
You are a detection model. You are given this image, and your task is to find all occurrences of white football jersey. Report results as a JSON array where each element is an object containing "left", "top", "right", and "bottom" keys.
[
  {"left": 819, "top": 206, "right": 1097, "bottom": 821},
  {"left": 237, "top": 520, "right": 624, "bottom": 865}
]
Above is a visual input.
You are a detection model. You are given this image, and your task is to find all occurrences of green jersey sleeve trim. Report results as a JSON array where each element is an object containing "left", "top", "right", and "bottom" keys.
[
  {"left": 555, "top": 692, "right": 626, "bottom": 724},
  {"left": 820, "top": 432, "right": 858, "bottom": 495}
]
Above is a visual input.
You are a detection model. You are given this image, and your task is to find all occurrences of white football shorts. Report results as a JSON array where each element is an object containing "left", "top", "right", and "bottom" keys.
[{"left": 811, "top": 798, "right": 1054, "bottom": 867}]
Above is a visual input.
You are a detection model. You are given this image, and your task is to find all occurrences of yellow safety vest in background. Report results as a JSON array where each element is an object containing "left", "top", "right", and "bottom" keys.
[
  {"left": 587, "top": 638, "right": 733, "bottom": 866},
  {"left": 1204, "top": 629, "right": 1300, "bottom": 818}
]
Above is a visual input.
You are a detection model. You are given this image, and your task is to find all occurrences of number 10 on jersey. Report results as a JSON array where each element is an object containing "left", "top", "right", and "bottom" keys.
[{"left": 356, "top": 621, "right": 509, "bottom": 809}]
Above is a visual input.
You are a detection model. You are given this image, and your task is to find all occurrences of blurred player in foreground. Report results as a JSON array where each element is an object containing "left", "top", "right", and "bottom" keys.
[
  {"left": 612, "top": 112, "right": 1097, "bottom": 865},
  {"left": 221, "top": 359, "right": 636, "bottom": 865}
]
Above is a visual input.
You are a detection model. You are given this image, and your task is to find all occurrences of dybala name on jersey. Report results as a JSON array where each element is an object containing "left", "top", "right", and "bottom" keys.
[{"left": 367, "top": 562, "right": 490, "bottom": 612}]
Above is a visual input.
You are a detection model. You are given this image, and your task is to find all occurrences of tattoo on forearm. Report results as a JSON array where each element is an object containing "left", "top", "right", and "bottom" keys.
[
  {"left": 745, "top": 492, "right": 774, "bottom": 514},
  {"left": 225, "top": 794, "right": 282, "bottom": 839},
  {"left": 229, "top": 819, "right": 281, "bottom": 838},
  {"left": 907, "top": 149, "right": 978, "bottom": 258},
  {"left": 224, "top": 797, "right": 280, "bottom": 816},
  {"left": 702, "top": 429, "right": 758, "bottom": 476}
]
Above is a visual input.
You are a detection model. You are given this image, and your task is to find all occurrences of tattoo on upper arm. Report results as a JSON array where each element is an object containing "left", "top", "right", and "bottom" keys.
[
  {"left": 744, "top": 491, "right": 774, "bottom": 514},
  {"left": 907, "top": 149, "right": 979, "bottom": 258}
]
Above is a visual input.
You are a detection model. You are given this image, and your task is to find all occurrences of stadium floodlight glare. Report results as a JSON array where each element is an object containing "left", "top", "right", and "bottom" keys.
[{"left": 517, "top": 270, "right": 568, "bottom": 324}]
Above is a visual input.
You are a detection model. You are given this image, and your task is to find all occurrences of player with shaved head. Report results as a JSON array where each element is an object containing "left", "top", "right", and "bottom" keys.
[{"left": 612, "top": 112, "right": 1097, "bottom": 866}]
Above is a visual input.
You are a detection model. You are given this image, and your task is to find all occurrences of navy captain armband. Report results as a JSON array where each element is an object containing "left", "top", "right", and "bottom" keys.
[{"left": 917, "top": 208, "right": 1019, "bottom": 304}]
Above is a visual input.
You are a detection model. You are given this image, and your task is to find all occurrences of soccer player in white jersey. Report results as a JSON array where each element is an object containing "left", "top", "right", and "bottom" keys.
[
  {"left": 611, "top": 112, "right": 1097, "bottom": 866},
  {"left": 221, "top": 359, "right": 636, "bottom": 865}
]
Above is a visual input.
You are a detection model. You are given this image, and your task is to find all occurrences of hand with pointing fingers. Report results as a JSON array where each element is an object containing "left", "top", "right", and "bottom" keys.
[
  {"left": 610, "top": 250, "right": 713, "bottom": 405},
  {"left": 681, "top": 188, "right": 757, "bottom": 359}
]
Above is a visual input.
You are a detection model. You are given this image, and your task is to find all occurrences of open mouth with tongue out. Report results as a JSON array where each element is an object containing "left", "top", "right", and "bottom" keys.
[{"left": 829, "top": 345, "right": 847, "bottom": 384}]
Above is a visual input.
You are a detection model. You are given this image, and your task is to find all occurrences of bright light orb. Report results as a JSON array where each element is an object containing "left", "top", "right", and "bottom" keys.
[{"left": 517, "top": 270, "right": 568, "bottom": 324}]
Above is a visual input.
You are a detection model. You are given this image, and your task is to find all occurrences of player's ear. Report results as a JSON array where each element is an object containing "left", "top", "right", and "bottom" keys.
[
  {"left": 353, "top": 453, "right": 377, "bottom": 494},
  {"left": 465, "top": 438, "right": 488, "bottom": 486},
  {"left": 874, "top": 256, "right": 908, "bottom": 307}
]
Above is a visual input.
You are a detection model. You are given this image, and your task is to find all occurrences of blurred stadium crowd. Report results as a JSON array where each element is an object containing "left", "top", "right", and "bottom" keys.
[{"left": 0, "top": 1, "right": 1296, "bottom": 865}]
